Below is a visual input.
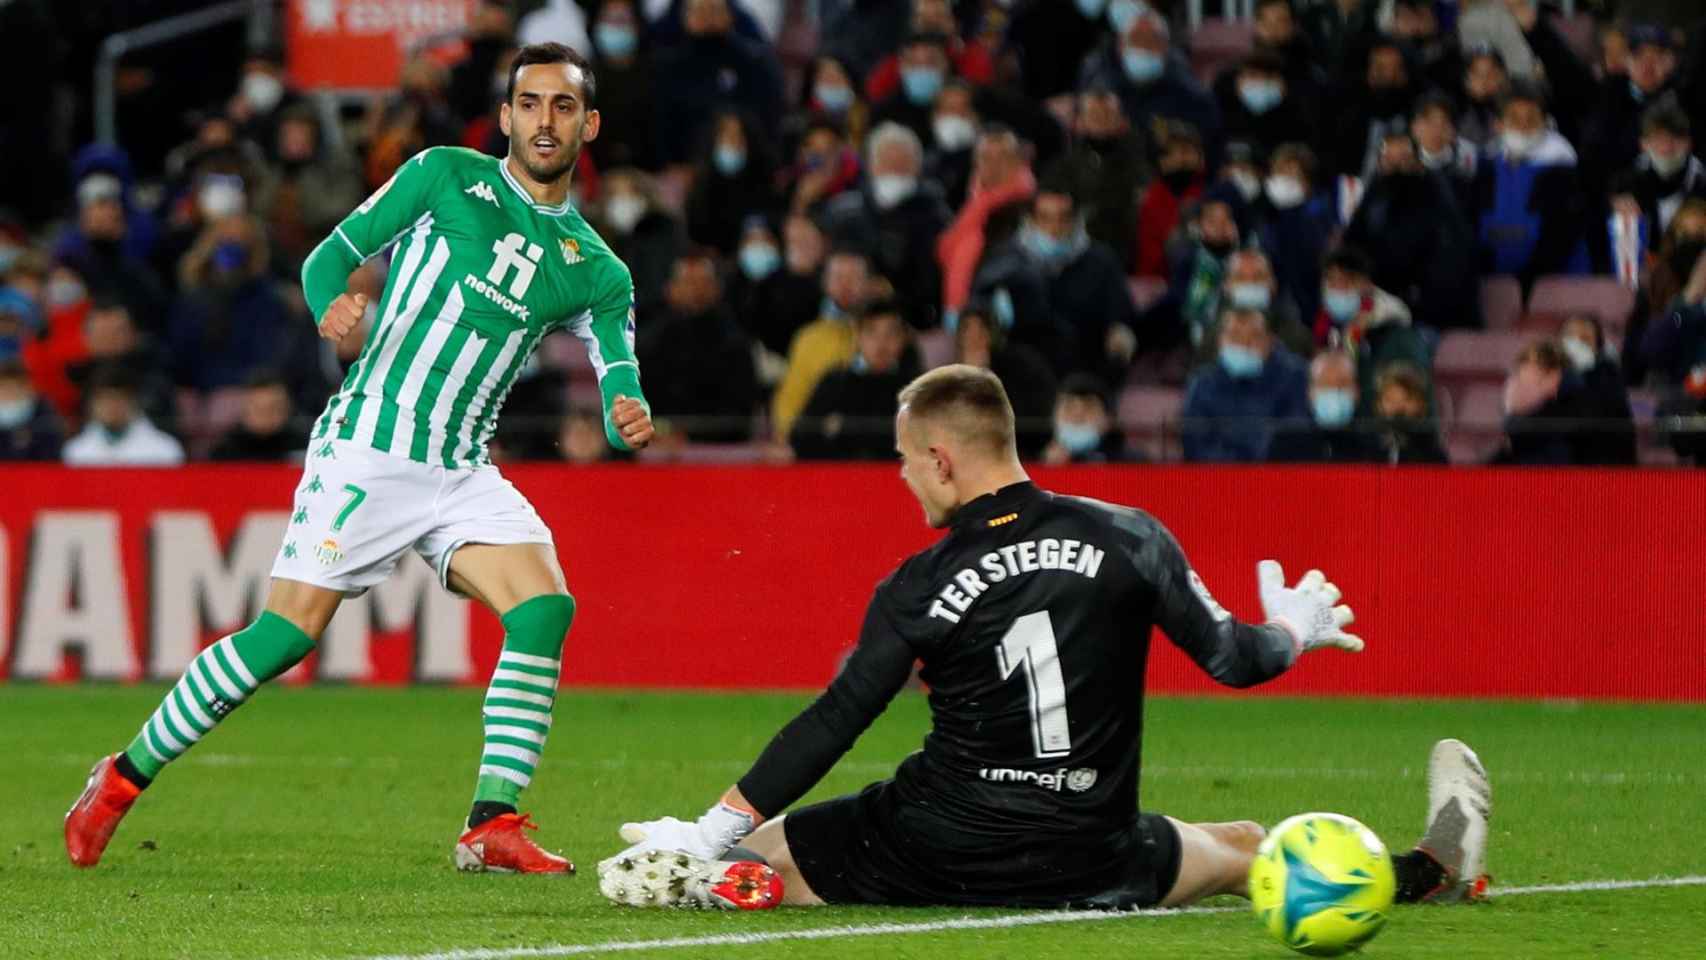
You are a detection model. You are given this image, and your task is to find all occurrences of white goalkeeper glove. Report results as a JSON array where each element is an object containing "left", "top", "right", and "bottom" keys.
[
  {"left": 1257, "top": 560, "right": 1363, "bottom": 657},
  {"left": 609, "top": 802, "right": 756, "bottom": 863}
]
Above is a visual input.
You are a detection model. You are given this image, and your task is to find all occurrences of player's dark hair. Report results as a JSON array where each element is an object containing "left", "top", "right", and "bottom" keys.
[
  {"left": 507, "top": 42, "right": 598, "bottom": 109},
  {"left": 897, "top": 365, "right": 1016, "bottom": 457}
]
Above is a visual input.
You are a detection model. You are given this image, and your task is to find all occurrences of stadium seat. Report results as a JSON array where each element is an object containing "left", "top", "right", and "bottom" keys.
[
  {"left": 1189, "top": 18, "right": 1253, "bottom": 85},
  {"left": 1433, "top": 330, "right": 1529, "bottom": 388},
  {"left": 916, "top": 328, "right": 954, "bottom": 370},
  {"left": 1526, "top": 276, "right": 1635, "bottom": 341},
  {"left": 1479, "top": 275, "right": 1523, "bottom": 330},
  {"left": 1117, "top": 385, "right": 1182, "bottom": 460},
  {"left": 1446, "top": 383, "right": 1507, "bottom": 464},
  {"left": 1128, "top": 276, "right": 1168, "bottom": 312}
]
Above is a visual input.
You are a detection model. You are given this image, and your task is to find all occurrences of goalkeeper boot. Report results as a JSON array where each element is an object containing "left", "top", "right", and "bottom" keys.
[
  {"left": 64, "top": 755, "right": 143, "bottom": 868},
  {"left": 1415, "top": 738, "right": 1492, "bottom": 902},
  {"left": 598, "top": 849, "right": 783, "bottom": 910},
  {"left": 453, "top": 813, "right": 574, "bottom": 874}
]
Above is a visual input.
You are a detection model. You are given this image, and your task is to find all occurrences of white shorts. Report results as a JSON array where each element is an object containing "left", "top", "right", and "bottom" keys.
[{"left": 270, "top": 439, "right": 554, "bottom": 597}]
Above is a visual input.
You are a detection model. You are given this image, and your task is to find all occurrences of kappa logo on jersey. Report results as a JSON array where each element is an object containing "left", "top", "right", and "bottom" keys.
[
  {"left": 465, "top": 232, "right": 543, "bottom": 321},
  {"left": 1187, "top": 569, "right": 1231, "bottom": 623},
  {"left": 465, "top": 181, "right": 499, "bottom": 206},
  {"left": 978, "top": 766, "right": 1099, "bottom": 793}
]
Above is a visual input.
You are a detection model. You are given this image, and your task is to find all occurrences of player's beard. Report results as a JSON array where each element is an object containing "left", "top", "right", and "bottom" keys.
[{"left": 512, "top": 131, "right": 581, "bottom": 187}]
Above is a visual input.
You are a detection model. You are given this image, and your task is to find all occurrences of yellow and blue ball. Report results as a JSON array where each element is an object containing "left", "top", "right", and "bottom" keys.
[{"left": 1248, "top": 812, "right": 1396, "bottom": 956}]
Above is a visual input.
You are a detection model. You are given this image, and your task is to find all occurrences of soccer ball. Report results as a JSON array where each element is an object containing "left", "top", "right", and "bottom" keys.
[{"left": 1248, "top": 812, "right": 1396, "bottom": 956}]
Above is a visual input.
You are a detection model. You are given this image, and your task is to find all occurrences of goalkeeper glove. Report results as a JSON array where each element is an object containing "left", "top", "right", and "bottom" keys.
[
  {"left": 612, "top": 802, "right": 756, "bottom": 862},
  {"left": 1257, "top": 559, "right": 1363, "bottom": 657}
]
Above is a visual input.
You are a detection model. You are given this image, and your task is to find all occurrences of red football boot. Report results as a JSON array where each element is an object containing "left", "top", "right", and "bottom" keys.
[
  {"left": 454, "top": 813, "right": 575, "bottom": 874},
  {"left": 65, "top": 755, "right": 143, "bottom": 868},
  {"left": 598, "top": 850, "right": 784, "bottom": 909}
]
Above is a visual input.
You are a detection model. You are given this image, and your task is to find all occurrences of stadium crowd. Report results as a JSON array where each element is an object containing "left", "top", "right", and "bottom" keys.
[{"left": 1, "top": 0, "right": 1705, "bottom": 467}]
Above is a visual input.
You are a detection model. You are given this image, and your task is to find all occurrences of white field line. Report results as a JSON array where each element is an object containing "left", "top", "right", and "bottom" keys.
[{"left": 350, "top": 874, "right": 1706, "bottom": 960}]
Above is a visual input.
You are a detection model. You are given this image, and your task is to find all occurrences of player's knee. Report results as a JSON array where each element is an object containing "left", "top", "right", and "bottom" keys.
[
  {"left": 502, "top": 591, "right": 577, "bottom": 650},
  {"left": 1228, "top": 820, "right": 1267, "bottom": 854}
]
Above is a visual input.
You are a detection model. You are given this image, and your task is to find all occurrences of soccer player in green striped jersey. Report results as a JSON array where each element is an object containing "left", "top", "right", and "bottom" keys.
[{"left": 66, "top": 43, "right": 650, "bottom": 875}]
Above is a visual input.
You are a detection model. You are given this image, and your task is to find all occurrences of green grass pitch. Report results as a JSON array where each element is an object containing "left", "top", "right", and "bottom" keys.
[{"left": 6, "top": 687, "right": 1704, "bottom": 959}]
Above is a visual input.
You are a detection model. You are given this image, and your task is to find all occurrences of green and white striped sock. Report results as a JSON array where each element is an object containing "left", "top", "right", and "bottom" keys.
[
  {"left": 472, "top": 594, "right": 576, "bottom": 808},
  {"left": 122, "top": 612, "right": 315, "bottom": 781}
]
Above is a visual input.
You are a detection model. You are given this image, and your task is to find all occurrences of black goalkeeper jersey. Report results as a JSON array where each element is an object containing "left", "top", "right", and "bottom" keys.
[{"left": 737, "top": 481, "right": 1297, "bottom": 845}]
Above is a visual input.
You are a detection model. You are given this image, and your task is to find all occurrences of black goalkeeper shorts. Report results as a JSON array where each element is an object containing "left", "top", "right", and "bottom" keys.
[{"left": 782, "top": 779, "right": 1182, "bottom": 909}]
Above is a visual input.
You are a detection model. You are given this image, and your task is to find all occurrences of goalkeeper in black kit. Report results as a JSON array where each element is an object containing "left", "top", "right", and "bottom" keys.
[{"left": 599, "top": 365, "right": 1491, "bottom": 911}]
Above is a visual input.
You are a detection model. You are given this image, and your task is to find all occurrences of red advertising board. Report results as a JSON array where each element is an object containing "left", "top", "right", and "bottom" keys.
[
  {"left": 0, "top": 464, "right": 1701, "bottom": 700},
  {"left": 286, "top": 0, "right": 477, "bottom": 90}
]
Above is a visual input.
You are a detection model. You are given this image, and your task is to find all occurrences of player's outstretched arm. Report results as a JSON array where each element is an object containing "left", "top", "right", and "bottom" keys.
[{"left": 605, "top": 596, "right": 916, "bottom": 861}]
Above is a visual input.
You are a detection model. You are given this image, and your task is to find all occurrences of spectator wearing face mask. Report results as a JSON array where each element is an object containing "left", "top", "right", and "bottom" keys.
[
  {"left": 1316, "top": 246, "right": 1436, "bottom": 414},
  {"left": 1215, "top": 142, "right": 1267, "bottom": 218},
  {"left": 1557, "top": 312, "right": 1637, "bottom": 465},
  {"left": 595, "top": 168, "right": 687, "bottom": 318},
  {"left": 1258, "top": 143, "right": 1335, "bottom": 324},
  {"left": 1043, "top": 373, "right": 1137, "bottom": 464},
  {"left": 637, "top": 249, "right": 759, "bottom": 443},
  {"left": 790, "top": 302, "right": 919, "bottom": 461},
  {"left": 862, "top": 0, "right": 993, "bottom": 104},
  {"left": 954, "top": 301, "right": 1057, "bottom": 459},
  {"left": 1215, "top": 51, "right": 1317, "bottom": 162},
  {"left": 1078, "top": 12, "right": 1220, "bottom": 162},
  {"left": 1181, "top": 306, "right": 1310, "bottom": 462},
  {"left": 790, "top": 56, "right": 868, "bottom": 151},
  {"left": 587, "top": 0, "right": 659, "bottom": 171},
  {"left": 1457, "top": 44, "right": 1511, "bottom": 150},
  {"left": 1267, "top": 349, "right": 1382, "bottom": 463},
  {"left": 1158, "top": 186, "right": 1247, "bottom": 358},
  {"left": 0, "top": 358, "right": 62, "bottom": 461},
  {"left": 1611, "top": 102, "right": 1706, "bottom": 254},
  {"left": 228, "top": 48, "right": 309, "bottom": 154},
  {"left": 1411, "top": 92, "right": 1478, "bottom": 215},
  {"left": 1134, "top": 122, "right": 1206, "bottom": 279},
  {"left": 653, "top": 0, "right": 784, "bottom": 167},
  {"left": 685, "top": 110, "right": 781, "bottom": 255},
  {"left": 1044, "top": 89, "right": 1150, "bottom": 266},
  {"left": 870, "top": 33, "right": 957, "bottom": 149},
  {"left": 1491, "top": 338, "right": 1594, "bottom": 465},
  {"left": 62, "top": 363, "right": 185, "bottom": 467},
  {"left": 1509, "top": 2, "right": 1700, "bottom": 200},
  {"left": 1211, "top": 250, "right": 1314, "bottom": 366},
  {"left": 924, "top": 81, "right": 979, "bottom": 210},
  {"left": 825, "top": 123, "right": 951, "bottom": 329},
  {"left": 736, "top": 213, "right": 829, "bottom": 364},
  {"left": 1471, "top": 80, "right": 1589, "bottom": 290},
  {"left": 937, "top": 125, "right": 1036, "bottom": 316},
  {"left": 1009, "top": 0, "right": 1119, "bottom": 101},
  {"left": 209, "top": 371, "right": 303, "bottom": 462},
  {"left": 1344, "top": 130, "right": 1480, "bottom": 328},
  {"left": 169, "top": 215, "right": 313, "bottom": 398},
  {"left": 1369, "top": 360, "right": 1448, "bottom": 463},
  {"left": 3, "top": 261, "right": 86, "bottom": 422},
  {"left": 772, "top": 248, "right": 873, "bottom": 439}
]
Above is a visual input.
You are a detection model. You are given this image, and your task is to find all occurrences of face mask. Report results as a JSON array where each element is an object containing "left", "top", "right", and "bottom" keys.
[
  {"left": 713, "top": 145, "right": 747, "bottom": 176},
  {"left": 1419, "top": 144, "right": 1453, "bottom": 170},
  {"left": 1109, "top": 0, "right": 1145, "bottom": 34},
  {"left": 1228, "top": 170, "right": 1261, "bottom": 203},
  {"left": 1075, "top": 0, "right": 1109, "bottom": 18},
  {"left": 872, "top": 174, "right": 918, "bottom": 210},
  {"left": 933, "top": 114, "right": 976, "bottom": 151},
  {"left": 596, "top": 23, "right": 638, "bottom": 58},
  {"left": 1647, "top": 150, "right": 1687, "bottom": 178},
  {"left": 739, "top": 243, "right": 781, "bottom": 280},
  {"left": 1056, "top": 420, "right": 1102, "bottom": 454},
  {"left": 1561, "top": 336, "right": 1596, "bottom": 372},
  {"left": 1021, "top": 224, "right": 1069, "bottom": 263},
  {"left": 815, "top": 82, "right": 853, "bottom": 114},
  {"left": 48, "top": 277, "right": 87, "bottom": 308},
  {"left": 606, "top": 194, "right": 646, "bottom": 233},
  {"left": 198, "top": 176, "right": 245, "bottom": 219},
  {"left": 1238, "top": 80, "right": 1284, "bottom": 115},
  {"left": 1311, "top": 388, "right": 1356, "bottom": 427},
  {"left": 1228, "top": 282, "right": 1271, "bottom": 310},
  {"left": 901, "top": 66, "right": 944, "bottom": 107},
  {"left": 1122, "top": 48, "right": 1164, "bottom": 84},
  {"left": 1323, "top": 288, "right": 1361, "bottom": 322},
  {"left": 242, "top": 72, "right": 284, "bottom": 113},
  {"left": 1501, "top": 130, "right": 1542, "bottom": 158},
  {"left": 0, "top": 397, "right": 32, "bottom": 429},
  {"left": 1161, "top": 168, "right": 1197, "bottom": 194},
  {"left": 991, "top": 287, "right": 1016, "bottom": 329},
  {"left": 1219, "top": 343, "right": 1263, "bottom": 378},
  {"left": 1264, "top": 175, "right": 1304, "bottom": 208}
]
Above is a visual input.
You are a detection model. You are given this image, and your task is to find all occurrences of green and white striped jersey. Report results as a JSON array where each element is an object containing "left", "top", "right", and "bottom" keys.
[{"left": 300, "top": 146, "right": 643, "bottom": 467}]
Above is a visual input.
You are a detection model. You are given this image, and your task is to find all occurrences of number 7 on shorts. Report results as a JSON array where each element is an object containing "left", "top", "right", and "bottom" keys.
[{"left": 333, "top": 483, "right": 368, "bottom": 532}]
